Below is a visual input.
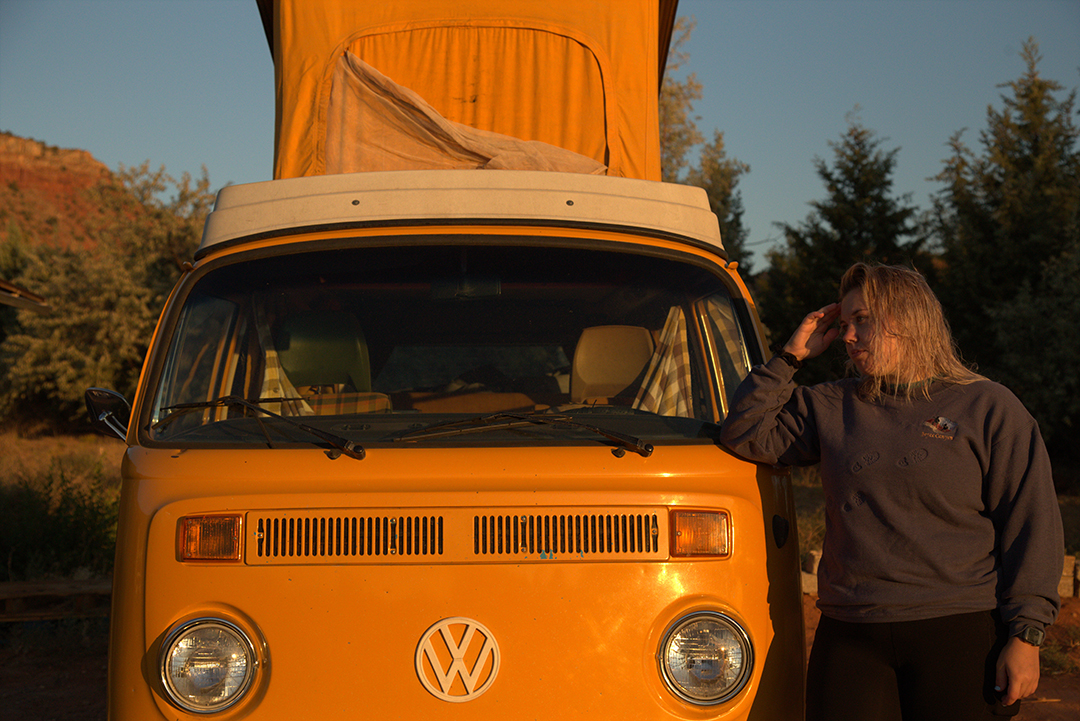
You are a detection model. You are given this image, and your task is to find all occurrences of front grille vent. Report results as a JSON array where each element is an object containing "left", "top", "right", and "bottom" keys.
[
  {"left": 253, "top": 514, "right": 443, "bottom": 559},
  {"left": 244, "top": 507, "right": 666, "bottom": 565},
  {"left": 474, "top": 513, "right": 660, "bottom": 556}
]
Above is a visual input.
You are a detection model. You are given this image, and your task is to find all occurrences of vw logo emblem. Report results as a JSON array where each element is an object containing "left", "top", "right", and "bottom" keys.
[{"left": 415, "top": 617, "right": 500, "bottom": 702}]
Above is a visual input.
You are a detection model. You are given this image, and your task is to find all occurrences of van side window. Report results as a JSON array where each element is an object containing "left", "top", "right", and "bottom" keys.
[
  {"left": 701, "top": 293, "right": 752, "bottom": 416},
  {"left": 154, "top": 295, "right": 241, "bottom": 429}
]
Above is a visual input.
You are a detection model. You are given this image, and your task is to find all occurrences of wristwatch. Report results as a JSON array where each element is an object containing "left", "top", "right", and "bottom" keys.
[
  {"left": 770, "top": 343, "right": 803, "bottom": 370},
  {"left": 1016, "top": 626, "right": 1045, "bottom": 647}
]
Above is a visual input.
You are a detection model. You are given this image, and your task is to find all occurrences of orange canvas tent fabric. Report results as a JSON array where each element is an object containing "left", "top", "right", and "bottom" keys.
[
  {"left": 324, "top": 53, "right": 607, "bottom": 175},
  {"left": 258, "top": 0, "right": 678, "bottom": 181}
]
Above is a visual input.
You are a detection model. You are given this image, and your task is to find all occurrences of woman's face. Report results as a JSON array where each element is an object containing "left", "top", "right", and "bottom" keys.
[{"left": 839, "top": 287, "right": 896, "bottom": 376}]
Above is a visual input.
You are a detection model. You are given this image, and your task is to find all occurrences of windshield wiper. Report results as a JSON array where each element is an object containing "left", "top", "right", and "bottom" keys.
[
  {"left": 153, "top": 396, "right": 366, "bottom": 460},
  {"left": 389, "top": 412, "right": 653, "bottom": 458}
]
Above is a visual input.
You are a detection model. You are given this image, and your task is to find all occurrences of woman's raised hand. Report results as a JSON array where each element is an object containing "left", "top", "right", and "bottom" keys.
[{"left": 783, "top": 303, "right": 841, "bottom": 362}]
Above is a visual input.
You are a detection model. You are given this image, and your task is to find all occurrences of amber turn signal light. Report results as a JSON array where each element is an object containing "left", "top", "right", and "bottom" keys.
[
  {"left": 670, "top": 510, "right": 730, "bottom": 557},
  {"left": 179, "top": 514, "right": 243, "bottom": 561}
]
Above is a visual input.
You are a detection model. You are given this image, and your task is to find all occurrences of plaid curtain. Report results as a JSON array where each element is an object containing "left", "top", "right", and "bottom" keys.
[
  {"left": 254, "top": 303, "right": 312, "bottom": 416},
  {"left": 305, "top": 393, "right": 391, "bottom": 415},
  {"left": 634, "top": 306, "right": 692, "bottom": 417}
]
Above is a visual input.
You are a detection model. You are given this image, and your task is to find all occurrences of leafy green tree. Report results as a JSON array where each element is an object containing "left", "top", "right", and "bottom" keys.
[
  {"left": 0, "top": 165, "right": 213, "bottom": 430},
  {"left": 0, "top": 222, "right": 35, "bottom": 346},
  {"left": 0, "top": 242, "right": 154, "bottom": 431},
  {"left": 94, "top": 162, "right": 214, "bottom": 307},
  {"left": 758, "top": 119, "right": 924, "bottom": 383},
  {"left": 932, "top": 38, "right": 1080, "bottom": 455},
  {"left": 660, "top": 18, "right": 704, "bottom": 184},
  {"left": 660, "top": 17, "right": 752, "bottom": 271}
]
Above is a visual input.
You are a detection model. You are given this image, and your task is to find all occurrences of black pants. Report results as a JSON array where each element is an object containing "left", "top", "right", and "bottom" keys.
[{"left": 806, "top": 610, "right": 1019, "bottom": 721}]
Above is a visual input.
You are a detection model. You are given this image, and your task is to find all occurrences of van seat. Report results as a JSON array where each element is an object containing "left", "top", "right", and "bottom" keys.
[
  {"left": 392, "top": 391, "right": 538, "bottom": 414},
  {"left": 276, "top": 311, "right": 373, "bottom": 392},
  {"left": 570, "top": 326, "right": 654, "bottom": 403}
]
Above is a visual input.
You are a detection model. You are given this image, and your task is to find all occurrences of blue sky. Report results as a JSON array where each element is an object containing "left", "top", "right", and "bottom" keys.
[{"left": 1, "top": 0, "right": 1078, "bottom": 269}]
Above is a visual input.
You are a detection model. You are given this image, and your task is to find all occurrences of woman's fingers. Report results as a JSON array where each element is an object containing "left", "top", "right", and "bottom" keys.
[{"left": 785, "top": 303, "right": 840, "bottom": 360}]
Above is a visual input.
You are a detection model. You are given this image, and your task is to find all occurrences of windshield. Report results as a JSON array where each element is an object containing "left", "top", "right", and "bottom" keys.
[{"left": 148, "top": 241, "right": 755, "bottom": 447}]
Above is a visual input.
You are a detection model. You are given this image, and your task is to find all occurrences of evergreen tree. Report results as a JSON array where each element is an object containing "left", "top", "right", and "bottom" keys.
[
  {"left": 659, "top": 17, "right": 752, "bottom": 271},
  {"left": 991, "top": 246, "right": 1079, "bottom": 455},
  {"left": 933, "top": 38, "right": 1080, "bottom": 455},
  {"left": 686, "top": 131, "right": 752, "bottom": 271},
  {"left": 758, "top": 119, "right": 923, "bottom": 383}
]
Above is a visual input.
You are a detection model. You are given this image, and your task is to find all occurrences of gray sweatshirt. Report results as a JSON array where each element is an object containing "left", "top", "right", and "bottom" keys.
[{"left": 720, "top": 357, "right": 1063, "bottom": 634}]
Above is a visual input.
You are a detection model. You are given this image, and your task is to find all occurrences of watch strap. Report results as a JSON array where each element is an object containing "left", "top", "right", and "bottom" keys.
[
  {"left": 770, "top": 343, "right": 803, "bottom": 370},
  {"left": 1016, "top": 626, "right": 1045, "bottom": 647}
]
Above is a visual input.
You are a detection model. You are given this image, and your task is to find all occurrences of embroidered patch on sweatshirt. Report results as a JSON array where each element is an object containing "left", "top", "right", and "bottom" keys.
[{"left": 922, "top": 416, "right": 958, "bottom": 440}]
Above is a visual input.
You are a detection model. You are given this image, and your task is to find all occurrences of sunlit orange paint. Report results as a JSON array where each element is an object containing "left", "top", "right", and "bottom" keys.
[{"left": 103, "top": 2, "right": 804, "bottom": 719}]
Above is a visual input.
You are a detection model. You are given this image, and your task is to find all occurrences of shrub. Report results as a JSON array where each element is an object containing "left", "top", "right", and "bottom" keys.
[{"left": 0, "top": 461, "right": 119, "bottom": 582}]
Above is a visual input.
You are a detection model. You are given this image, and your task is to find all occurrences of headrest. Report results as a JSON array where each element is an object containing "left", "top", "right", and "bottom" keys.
[
  {"left": 276, "top": 312, "right": 372, "bottom": 392},
  {"left": 570, "top": 325, "right": 654, "bottom": 402}
]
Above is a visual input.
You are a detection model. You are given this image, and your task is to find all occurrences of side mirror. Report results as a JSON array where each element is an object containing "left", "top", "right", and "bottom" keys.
[{"left": 85, "top": 387, "right": 131, "bottom": 441}]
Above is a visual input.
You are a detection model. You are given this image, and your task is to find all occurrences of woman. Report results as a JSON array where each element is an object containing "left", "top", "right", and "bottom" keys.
[{"left": 720, "top": 263, "right": 1063, "bottom": 720}]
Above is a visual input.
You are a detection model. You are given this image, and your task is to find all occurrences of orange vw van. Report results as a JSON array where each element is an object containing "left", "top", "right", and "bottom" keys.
[{"left": 87, "top": 1, "right": 805, "bottom": 718}]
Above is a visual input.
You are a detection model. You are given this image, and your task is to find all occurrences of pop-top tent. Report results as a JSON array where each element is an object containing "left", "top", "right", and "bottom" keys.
[{"left": 256, "top": 0, "right": 679, "bottom": 181}]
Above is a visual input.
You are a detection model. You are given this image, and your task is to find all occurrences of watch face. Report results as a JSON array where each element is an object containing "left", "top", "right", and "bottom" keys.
[{"left": 1019, "top": 626, "right": 1045, "bottom": 646}]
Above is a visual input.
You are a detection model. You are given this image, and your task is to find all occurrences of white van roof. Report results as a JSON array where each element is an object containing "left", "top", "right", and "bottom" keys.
[{"left": 198, "top": 170, "right": 724, "bottom": 257}]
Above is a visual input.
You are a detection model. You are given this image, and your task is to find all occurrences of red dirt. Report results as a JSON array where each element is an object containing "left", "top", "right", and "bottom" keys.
[{"left": 0, "top": 133, "right": 114, "bottom": 251}]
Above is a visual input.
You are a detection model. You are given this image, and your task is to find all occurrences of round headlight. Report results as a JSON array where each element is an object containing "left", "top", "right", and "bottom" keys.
[
  {"left": 160, "top": 618, "right": 257, "bottom": 713},
  {"left": 659, "top": 611, "right": 753, "bottom": 705}
]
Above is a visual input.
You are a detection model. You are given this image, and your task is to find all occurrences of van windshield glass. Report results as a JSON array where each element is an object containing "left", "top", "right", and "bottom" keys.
[{"left": 149, "top": 243, "right": 753, "bottom": 445}]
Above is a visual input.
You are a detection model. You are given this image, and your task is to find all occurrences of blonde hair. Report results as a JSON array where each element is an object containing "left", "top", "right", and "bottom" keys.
[{"left": 839, "top": 263, "right": 984, "bottom": 400}]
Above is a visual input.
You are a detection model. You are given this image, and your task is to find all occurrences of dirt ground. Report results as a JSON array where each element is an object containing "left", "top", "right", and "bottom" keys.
[
  {"left": 0, "top": 597, "right": 1076, "bottom": 720},
  {"left": 0, "top": 617, "right": 109, "bottom": 721}
]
